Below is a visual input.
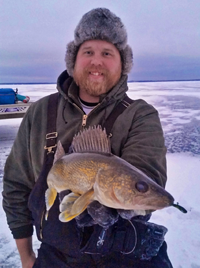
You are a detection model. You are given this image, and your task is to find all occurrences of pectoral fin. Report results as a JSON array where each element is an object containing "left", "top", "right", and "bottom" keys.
[
  {"left": 59, "top": 192, "right": 80, "bottom": 213},
  {"left": 59, "top": 188, "right": 94, "bottom": 222},
  {"left": 59, "top": 210, "right": 81, "bottom": 222},
  {"left": 45, "top": 187, "right": 57, "bottom": 219}
]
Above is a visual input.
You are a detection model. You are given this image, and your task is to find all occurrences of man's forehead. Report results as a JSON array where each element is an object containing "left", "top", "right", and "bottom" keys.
[{"left": 80, "top": 40, "right": 118, "bottom": 51}]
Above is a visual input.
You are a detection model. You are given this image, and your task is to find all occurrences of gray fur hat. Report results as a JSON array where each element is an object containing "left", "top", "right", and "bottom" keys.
[{"left": 65, "top": 8, "right": 133, "bottom": 76}]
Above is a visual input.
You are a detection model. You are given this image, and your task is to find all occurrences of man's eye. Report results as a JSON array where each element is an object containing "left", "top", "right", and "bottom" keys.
[{"left": 85, "top": 51, "right": 92, "bottom": 55}]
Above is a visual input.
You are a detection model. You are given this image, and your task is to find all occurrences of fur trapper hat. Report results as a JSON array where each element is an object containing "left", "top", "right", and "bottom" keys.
[{"left": 65, "top": 8, "right": 133, "bottom": 76}]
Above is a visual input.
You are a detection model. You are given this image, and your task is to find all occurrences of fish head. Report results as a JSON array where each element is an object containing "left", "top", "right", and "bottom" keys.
[
  {"left": 122, "top": 178, "right": 174, "bottom": 211},
  {"left": 94, "top": 164, "right": 174, "bottom": 211}
]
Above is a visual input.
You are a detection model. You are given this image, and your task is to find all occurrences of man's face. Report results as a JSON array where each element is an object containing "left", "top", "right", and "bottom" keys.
[{"left": 73, "top": 40, "right": 122, "bottom": 100}]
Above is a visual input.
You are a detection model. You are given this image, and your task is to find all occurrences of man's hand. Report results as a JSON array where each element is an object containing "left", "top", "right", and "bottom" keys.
[
  {"left": 76, "top": 201, "right": 119, "bottom": 228},
  {"left": 87, "top": 201, "right": 119, "bottom": 228},
  {"left": 15, "top": 237, "right": 36, "bottom": 268},
  {"left": 21, "top": 253, "right": 36, "bottom": 268}
]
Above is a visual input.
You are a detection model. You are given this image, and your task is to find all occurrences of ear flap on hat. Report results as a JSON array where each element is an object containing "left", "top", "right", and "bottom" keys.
[
  {"left": 65, "top": 41, "right": 79, "bottom": 77},
  {"left": 121, "top": 45, "right": 133, "bottom": 75}
]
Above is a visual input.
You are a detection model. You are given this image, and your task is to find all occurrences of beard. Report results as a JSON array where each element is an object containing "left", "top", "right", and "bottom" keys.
[{"left": 73, "top": 66, "right": 121, "bottom": 97}]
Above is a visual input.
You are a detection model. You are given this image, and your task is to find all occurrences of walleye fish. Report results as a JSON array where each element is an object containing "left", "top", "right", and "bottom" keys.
[{"left": 45, "top": 125, "right": 187, "bottom": 223}]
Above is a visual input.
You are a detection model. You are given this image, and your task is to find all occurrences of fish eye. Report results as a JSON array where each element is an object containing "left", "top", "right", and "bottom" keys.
[{"left": 135, "top": 181, "right": 149, "bottom": 193}]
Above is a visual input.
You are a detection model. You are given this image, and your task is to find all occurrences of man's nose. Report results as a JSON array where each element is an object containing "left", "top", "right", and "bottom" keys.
[{"left": 90, "top": 54, "right": 103, "bottom": 66}]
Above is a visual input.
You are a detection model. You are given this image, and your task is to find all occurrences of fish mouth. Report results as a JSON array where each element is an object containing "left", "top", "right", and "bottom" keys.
[
  {"left": 133, "top": 194, "right": 174, "bottom": 211},
  {"left": 146, "top": 187, "right": 175, "bottom": 209}
]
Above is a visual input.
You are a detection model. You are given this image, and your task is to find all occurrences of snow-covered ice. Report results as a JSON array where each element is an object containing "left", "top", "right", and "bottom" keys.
[{"left": 0, "top": 81, "right": 200, "bottom": 268}]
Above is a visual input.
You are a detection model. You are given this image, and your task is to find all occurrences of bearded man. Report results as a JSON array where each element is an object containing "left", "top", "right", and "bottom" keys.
[{"left": 3, "top": 8, "right": 173, "bottom": 268}]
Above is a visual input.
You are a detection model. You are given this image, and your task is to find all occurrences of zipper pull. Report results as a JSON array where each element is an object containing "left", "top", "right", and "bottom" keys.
[{"left": 82, "top": 114, "right": 87, "bottom": 127}]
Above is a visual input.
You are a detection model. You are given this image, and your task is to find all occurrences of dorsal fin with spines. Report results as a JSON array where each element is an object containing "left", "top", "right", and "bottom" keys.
[{"left": 72, "top": 125, "right": 111, "bottom": 154}]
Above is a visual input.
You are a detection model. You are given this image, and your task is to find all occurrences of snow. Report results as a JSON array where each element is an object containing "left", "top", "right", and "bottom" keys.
[{"left": 1, "top": 81, "right": 200, "bottom": 267}]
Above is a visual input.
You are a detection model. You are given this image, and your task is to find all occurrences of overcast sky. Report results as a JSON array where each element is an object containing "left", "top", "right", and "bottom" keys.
[{"left": 0, "top": 0, "right": 200, "bottom": 83}]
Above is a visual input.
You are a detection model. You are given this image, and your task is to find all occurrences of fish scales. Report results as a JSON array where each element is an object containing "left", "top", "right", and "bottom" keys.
[{"left": 48, "top": 152, "right": 112, "bottom": 194}]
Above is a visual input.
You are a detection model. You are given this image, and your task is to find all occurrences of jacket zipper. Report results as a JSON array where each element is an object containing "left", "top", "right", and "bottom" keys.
[
  {"left": 73, "top": 103, "right": 101, "bottom": 128},
  {"left": 82, "top": 114, "right": 87, "bottom": 127}
]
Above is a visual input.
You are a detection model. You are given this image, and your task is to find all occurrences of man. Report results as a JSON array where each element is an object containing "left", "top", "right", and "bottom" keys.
[{"left": 2, "top": 8, "right": 173, "bottom": 268}]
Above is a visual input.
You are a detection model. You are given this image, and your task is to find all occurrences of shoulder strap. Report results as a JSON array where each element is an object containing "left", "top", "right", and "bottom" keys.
[
  {"left": 44, "top": 92, "right": 59, "bottom": 155},
  {"left": 103, "top": 94, "right": 134, "bottom": 136}
]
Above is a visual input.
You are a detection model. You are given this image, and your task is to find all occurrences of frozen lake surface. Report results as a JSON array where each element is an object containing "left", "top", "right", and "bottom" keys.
[{"left": 0, "top": 80, "right": 200, "bottom": 268}]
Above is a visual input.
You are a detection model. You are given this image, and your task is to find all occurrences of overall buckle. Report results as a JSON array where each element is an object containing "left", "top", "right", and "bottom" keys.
[{"left": 44, "top": 132, "right": 58, "bottom": 154}]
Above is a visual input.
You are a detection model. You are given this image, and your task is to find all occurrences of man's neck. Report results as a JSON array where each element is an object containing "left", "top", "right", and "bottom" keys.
[
  {"left": 79, "top": 98, "right": 99, "bottom": 107},
  {"left": 79, "top": 89, "right": 100, "bottom": 103},
  {"left": 79, "top": 97, "right": 99, "bottom": 115}
]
